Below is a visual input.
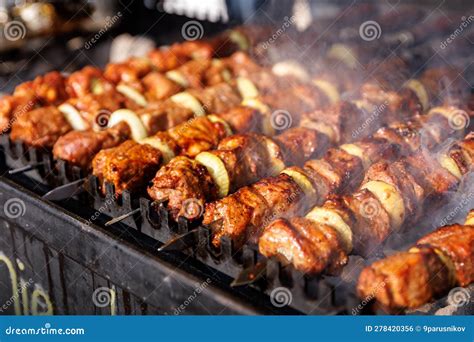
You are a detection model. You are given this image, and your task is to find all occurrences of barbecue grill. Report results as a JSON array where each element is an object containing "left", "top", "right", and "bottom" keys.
[{"left": 0, "top": 0, "right": 473, "bottom": 315}]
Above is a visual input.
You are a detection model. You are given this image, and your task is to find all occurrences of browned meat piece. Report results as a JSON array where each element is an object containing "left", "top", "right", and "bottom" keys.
[
  {"left": 416, "top": 224, "right": 474, "bottom": 286},
  {"left": 259, "top": 217, "right": 348, "bottom": 274},
  {"left": 53, "top": 122, "right": 131, "bottom": 169},
  {"left": 322, "top": 148, "right": 364, "bottom": 192},
  {"left": 103, "top": 57, "right": 152, "bottom": 85},
  {"left": 92, "top": 140, "right": 162, "bottom": 194},
  {"left": 363, "top": 161, "right": 424, "bottom": 222},
  {"left": 13, "top": 71, "right": 68, "bottom": 105},
  {"left": 405, "top": 153, "right": 458, "bottom": 195},
  {"left": 273, "top": 127, "right": 328, "bottom": 166},
  {"left": 357, "top": 247, "right": 451, "bottom": 309},
  {"left": 420, "top": 67, "right": 465, "bottom": 106},
  {"left": 135, "top": 99, "right": 194, "bottom": 134},
  {"left": 204, "top": 174, "right": 303, "bottom": 248},
  {"left": 65, "top": 66, "right": 114, "bottom": 98},
  {"left": 168, "top": 116, "right": 229, "bottom": 157},
  {"left": 0, "top": 95, "right": 38, "bottom": 133},
  {"left": 10, "top": 106, "right": 72, "bottom": 148},
  {"left": 147, "top": 156, "right": 217, "bottom": 220},
  {"left": 343, "top": 188, "right": 391, "bottom": 256},
  {"left": 142, "top": 72, "right": 182, "bottom": 101},
  {"left": 448, "top": 132, "right": 474, "bottom": 175},
  {"left": 216, "top": 106, "right": 262, "bottom": 134},
  {"left": 188, "top": 83, "right": 241, "bottom": 114},
  {"left": 216, "top": 134, "right": 273, "bottom": 182},
  {"left": 147, "top": 41, "right": 213, "bottom": 72},
  {"left": 176, "top": 59, "right": 213, "bottom": 88}
]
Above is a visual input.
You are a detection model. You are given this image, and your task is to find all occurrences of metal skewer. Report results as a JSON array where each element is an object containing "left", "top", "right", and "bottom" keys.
[
  {"left": 157, "top": 228, "right": 199, "bottom": 252},
  {"left": 8, "top": 161, "right": 45, "bottom": 175},
  {"left": 42, "top": 178, "right": 86, "bottom": 200},
  {"left": 104, "top": 208, "right": 141, "bottom": 226}
]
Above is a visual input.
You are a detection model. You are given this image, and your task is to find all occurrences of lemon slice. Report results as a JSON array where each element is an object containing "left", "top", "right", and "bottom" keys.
[
  {"left": 171, "top": 92, "right": 205, "bottom": 116},
  {"left": 207, "top": 115, "right": 233, "bottom": 136},
  {"left": 465, "top": 211, "right": 474, "bottom": 226},
  {"left": 139, "top": 137, "right": 175, "bottom": 163},
  {"left": 58, "top": 103, "right": 89, "bottom": 131},
  {"left": 361, "top": 180, "right": 405, "bottom": 231},
  {"left": 165, "top": 70, "right": 189, "bottom": 87},
  {"left": 117, "top": 84, "right": 148, "bottom": 107},
  {"left": 306, "top": 207, "right": 353, "bottom": 253},
  {"left": 236, "top": 77, "right": 259, "bottom": 99},
  {"left": 108, "top": 109, "right": 147, "bottom": 141},
  {"left": 195, "top": 152, "right": 230, "bottom": 198}
]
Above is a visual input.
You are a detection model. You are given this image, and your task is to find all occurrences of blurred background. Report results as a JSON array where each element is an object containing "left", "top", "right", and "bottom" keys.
[{"left": 0, "top": 0, "right": 473, "bottom": 93}]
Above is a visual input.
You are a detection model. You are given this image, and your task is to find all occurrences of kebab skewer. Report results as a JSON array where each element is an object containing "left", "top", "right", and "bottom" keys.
[
  {"left": 257, "top": 123, "right": 472, "bottom": 273},
  {"left": 357, "top": 209, "right": 474, "bottom": 310}
]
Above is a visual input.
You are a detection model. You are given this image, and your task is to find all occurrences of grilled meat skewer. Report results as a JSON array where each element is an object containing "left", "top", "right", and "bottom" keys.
[
  {"left": 357, "top": 209, "right": 474, "bottom": 309},
  {"left": 259, "top": 130, "right": 473, "bottom": 275}
]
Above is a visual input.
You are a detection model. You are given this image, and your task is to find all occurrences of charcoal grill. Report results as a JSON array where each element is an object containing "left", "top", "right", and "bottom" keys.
[{"left": 1, "top": 0, "right": 473, "bottom": 315}]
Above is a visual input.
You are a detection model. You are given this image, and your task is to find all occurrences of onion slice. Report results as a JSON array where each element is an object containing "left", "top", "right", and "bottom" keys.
[
  {"left": 404, "top": 79, "right": 429, "bottom": 111},
  {"left": 165, "top": 70, "right": 189, "bottom": 87},
  {"left": 327, "top": 44, "right": 358, "bottom": 69},
  {"left": 312, "top": 78, "right": 340, "bottom": 104},
  {"left": 281, "top": 167, "right": 317, "bottom": 200},
  {"left": 361, "top": 180, "right": 405, "bottom": 231},
  {"left": 236, "top": 77, "right": 259, "bottom": 99},
  {"left": 58, "top": 103, "right": 89, "bottom": 131},
  {"left": 207, "top": 115, "right": 233, "bottom": 136},
  {"left": 229, "top": 30, "right": 249, "bottom": 51},
  {"left": 117, "top": 84, "right": 148, "bottom": 107},
  {"left": 306, "top": 207, "right": 353, "bottom": 253},
  {"left": 195, "top": 152, "right": 230, "bottom": 198},
  {"left": 107, "top": 109, "right": 148, "bottom": 141},
  {"left": 139, "top": 137, "right": 175, "bottom": 163},
  {"left": 272, "top": 60, "right": 309, "bottom": 82},
  {"left": 171, "top": 92, "right": 205, "bottom": 116}
]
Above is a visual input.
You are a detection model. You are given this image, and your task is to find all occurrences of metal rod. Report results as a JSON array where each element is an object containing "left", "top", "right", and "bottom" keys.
[
  {"left": 8, "top": 161, "right": 45, "bottom": 175},
  {"left": 104, "top": 208, "right": 141, "bottom": 226}
]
